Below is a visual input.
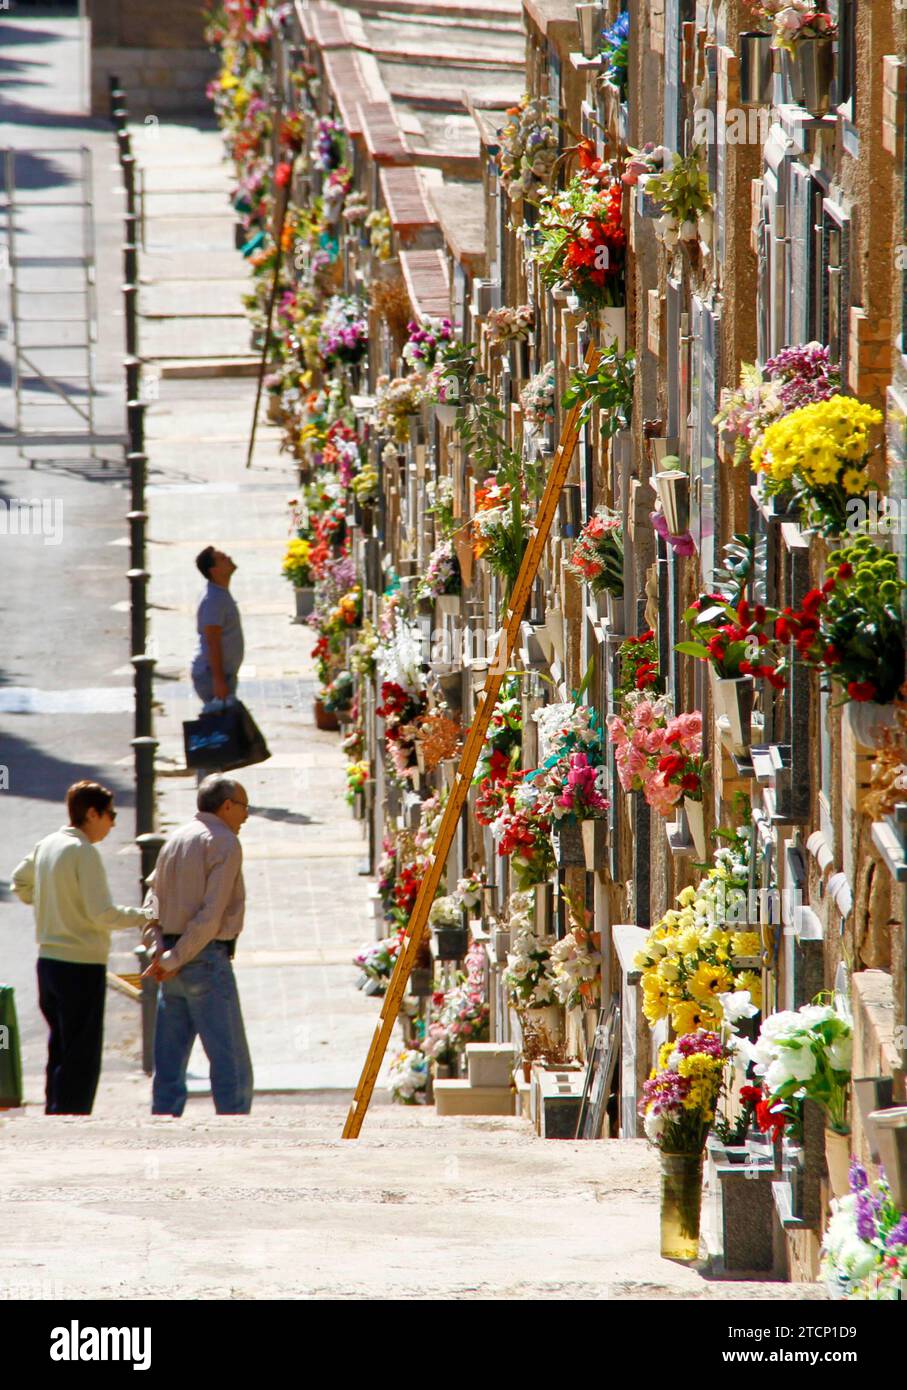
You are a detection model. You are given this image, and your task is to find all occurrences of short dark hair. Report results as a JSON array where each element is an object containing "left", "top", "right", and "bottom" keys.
[
  {"left": 196, "top": 545, "right": 216, "bottom": 578},
  {"left": 197, "top": 775, "right": 241, "bottom": 814},
  {"left": 67, "top": 780, "right": 114, "bottom": 827}
]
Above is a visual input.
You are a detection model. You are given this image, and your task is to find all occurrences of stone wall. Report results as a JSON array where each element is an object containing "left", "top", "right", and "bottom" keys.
[{"left": 87, "top": 0, "right": 216, "bottom": 116}]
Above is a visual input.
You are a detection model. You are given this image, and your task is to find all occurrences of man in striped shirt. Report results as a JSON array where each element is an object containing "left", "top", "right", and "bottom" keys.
[{"left": 143, "top": 774, "right": 253, "bottom": 1115}]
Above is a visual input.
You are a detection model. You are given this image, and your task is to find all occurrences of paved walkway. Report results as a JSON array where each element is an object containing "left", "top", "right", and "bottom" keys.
[{"left": 133, "top": 118, "right": 380, "bottom": 1096}]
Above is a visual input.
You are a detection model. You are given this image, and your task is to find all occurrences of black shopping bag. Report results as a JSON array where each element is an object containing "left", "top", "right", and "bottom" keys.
[{"left": 183, "top": 700, "right": 271, "bottom": 771}]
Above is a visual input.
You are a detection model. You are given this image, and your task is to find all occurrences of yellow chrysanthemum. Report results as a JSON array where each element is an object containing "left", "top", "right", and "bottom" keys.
[
  {"left": 730, "top": 931, "right": 761, "bottom": 958},
  {"left": 670, "top": 999, "right": 719, "bottom": 1034},
  {"left": 677, "top": 926, "right": 702, "bottom": 955},
  {"left": 688, "top": 961, "right": 734, "bottom": 1006},
  {"left": 737, "top": 970, "right": 762, "bottom": 1009},
  {"left": 657, "top": 956, "right": 681, "bottom": 984},
  {"left": 842, "top": 467, "right": 869, "bottom": 495},
  {"left": 642, "top": 974, "right": 671, "bottom": 1025}
]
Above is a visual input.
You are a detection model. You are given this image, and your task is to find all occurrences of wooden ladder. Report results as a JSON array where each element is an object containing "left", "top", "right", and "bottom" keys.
[{"left": 342, "top": 344, "right": 600, "bottom": 1138}]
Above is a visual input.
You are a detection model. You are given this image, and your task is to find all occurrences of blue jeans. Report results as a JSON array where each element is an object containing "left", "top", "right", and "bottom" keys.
[{"left": 151, "top": 941, "right": 253, "bottom": 1116}]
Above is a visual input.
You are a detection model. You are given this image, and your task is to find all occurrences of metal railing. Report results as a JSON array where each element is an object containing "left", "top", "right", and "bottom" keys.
[{"left": 110, "top": 77, "right": 161, "bottom": 1075}]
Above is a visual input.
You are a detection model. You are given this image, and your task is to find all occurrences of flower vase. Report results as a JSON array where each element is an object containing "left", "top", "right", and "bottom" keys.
[
  {"left": 710, "top": 671, "right": 754, "bottom": 752},
  {"left": 453, "top": 527, "right": 474, "bottom": 587},
  {"left": 314, "top": 699, "right": 339, "bottom": 732},
  {"left": 655, "top": 468, "right": 690, "bottom": 537},
  {"left": 522, "top": 1005, "right": 563, "bottom": 1056},
  {"left": 533, "top": 880, "right": 554, "bottom": 934},
  {"left": 782, "top": 35, "right": 834, "bottom": 115},
  {"left": 659, "top": 1151, "right": 704, "bottom": 1262},
  {"left": 868, "top": 1108, "right": 907, "bottom": 1211},
  {"left": 293, "top": 585, "right": 315, "bottom": 622},
  {"left": 683, "top": 797, "right": 707, "bottom": 860},
  {"left": 575, "top": 3, "right": 600, "bottom": 59},
  {"left": 435, "top": 592, "right": 461, "bottom": 618},
  {"left": 738, "top": 31, "right": 774, "bottom": 106},
  {"left": 598, "top": 305, "right": 626, "bottom": 353},
  {"left": 581, "top": 817, "right": 608, "bottom": 871},
  {"left": 824, "top": 1128, "right": 852, "bottom": 1200},
  {"left": 433, "top": 924, "right": 469, "bottom": 960},
  {"left": 434, "top": 403, "right": 458, "bottom": 428},
  {"left": 606, "top": 590, "right": 625, "bottom": 633},
  {"left": 553, "top": 819, "right": 586, "bottom": 867}
]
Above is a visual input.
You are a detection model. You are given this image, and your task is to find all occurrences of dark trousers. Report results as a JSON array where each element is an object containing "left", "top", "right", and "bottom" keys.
[{"left": 36, "top": 958, "right": 106, "bottom": 1114}]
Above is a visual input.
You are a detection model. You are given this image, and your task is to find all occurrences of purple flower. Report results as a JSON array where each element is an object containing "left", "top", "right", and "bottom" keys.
[
  {"left": 849, "top": 1159, "right": 869, "bottom": 1194},
  {"left": 855, "top": 1193, "right": 877, "bottom": 1243},
  {"left": 885, "top": 1216, "right": 907, "bottom": 1250}
]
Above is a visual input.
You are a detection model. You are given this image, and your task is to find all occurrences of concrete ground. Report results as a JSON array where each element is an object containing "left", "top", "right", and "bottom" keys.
[{"left": 0, "top": 11, "right": 825, "bottom": 1302}]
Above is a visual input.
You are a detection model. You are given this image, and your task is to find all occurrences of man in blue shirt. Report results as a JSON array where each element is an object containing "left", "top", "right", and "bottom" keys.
[{"left": 191, "top": 546, "right": 244, "bottom": 707}]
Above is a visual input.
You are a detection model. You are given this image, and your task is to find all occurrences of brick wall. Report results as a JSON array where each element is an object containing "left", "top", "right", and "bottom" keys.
[{"left": 87, "top": 0, "right": 214, "bottom": 116}]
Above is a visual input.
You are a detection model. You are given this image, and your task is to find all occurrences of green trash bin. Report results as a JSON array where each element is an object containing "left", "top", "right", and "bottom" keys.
[{"left": 0, "top": 985, "right": 24, "bottom": 1108}]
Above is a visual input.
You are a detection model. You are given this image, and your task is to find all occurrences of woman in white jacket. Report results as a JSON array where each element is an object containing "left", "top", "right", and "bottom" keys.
[{"left": 11, "top": 780, "right": 149, "bottom": 1114}]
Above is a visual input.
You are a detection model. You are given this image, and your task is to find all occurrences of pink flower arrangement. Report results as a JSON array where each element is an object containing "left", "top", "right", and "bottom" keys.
[{"left": 607, "top": 696, "right": 704, "bottom": 816}]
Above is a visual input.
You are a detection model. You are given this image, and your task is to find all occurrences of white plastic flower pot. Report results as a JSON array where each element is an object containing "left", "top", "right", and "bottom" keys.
[
  {"left": 824, "top": 1128, "right": 852, "bottom": 1201},
  {"left": 655, "top": 469, "right": 690, "bottom": 537},
  {"left": 843, "top": 701, "right": 898, "bottom": 749},
  {"left": 711, "top": 671, "right": 754, "bottom": 752},
  {"left": 434, "top": 403, "right": 459, "bottom": 427},
  {"left": 683, "top": 797, "right": 707, "bottom": 860},
  {"left": 575, "top": 3, "right": 601, "bottom": 59},
  {"left": 598, "top": 305, "right": 626, "bottom": 352}
]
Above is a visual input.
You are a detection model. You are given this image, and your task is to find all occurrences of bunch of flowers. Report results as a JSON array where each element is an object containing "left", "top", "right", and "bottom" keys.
[
  {"left": 530, "top": 703, "right": 608, "bottom": 823},
  {"left": 348, "top": 619, "right": 378, "bottom": 680},
  {"left": 472, "top": 479, "right": 532, "bottom": 590},
  {"left": 473, "top": 677, "right": 523, "bottom": 785},
  {"left": 281, "top": 537, "right": 314, "bottom": 588},
  {"left": 322, "top": 420, "right": 362, "bottom": 487},
  {"left": 416, "top": 540, "right": 461, "bottom": 600},
  {"left": 476, "top": 772, "right": 555, "bottom": 889},
  {"left": 317, "top": 295, "right": 368, "bottom": 367},
  {"left": 412, "top": 711, "right": 461, "bottom": 772},
  {"left": 550, "top": 890, "right": 602, "bottom": 1010},
  {"left": 376, "top": 610, "right": 427, "bottom": 695},
  {"left": 322, "top": 669, "right": 354, "bottom": 713},
  {"left": 679, "top": 594, "right": 785, "bottom": 688},
  {"left": 519, "top": 362, "right": 556, "bottom": 431},
  {"left": 374, "top": 373, "right": 424, "bottom": 444},
  {"left": 350, "top": 463, "right": 378, "bottom": 501},
  {"left": 312, "top": 115, "right": 343, "bottom": 171},
  {"left": 646, "top": 150, "right": 713, "bottom": 249},
  {"left": 486, "top": 304, "right": 533, "bottom": 346},
  {"left": 498, "top": 96, "right": 559, "bottom": 205},
  {"left": 426, "top": 475, "right": 456, "bottom": 539},
  {"left": 621, "top": 141, "right": 670, "bottom": 187},
  {"left": 345, "top": 760, "right": 368, "bottom": 805},
  {"left": 615, "top": 628, "right": 662, "bottom": 700},
  {"left": 503, "top": 910, "right": 557, "bottom": 1009},
  {"left": 745, "top": 0, "right": 836, "bottom": 51},
  {"left": 566, "top": 507, "right": 623, "bottom": 595},
  {"left": 635, "top": 877, "right": 762, "bottom": 1031},
  {"left": 751, "top": 393, "right": 883, "bottom": 532},
  {"left": 377, "top": 679, "right": 428, "bottom": 785},
  {"left": 821, "top": 1164, "right": 907, "bottom": 1300},
  {"left": 776, "top": 539, "right": 906, "bottom": 704},
  {"left": 607, "top": 695, "right": 704, "bottom": 816},
  {"left": 387, "top": 1048, "right": 429, "bottom": 1104},
  {"left": 744, "top": 998, "right": 853, "bottom": 1134},
  {"left": 535, "top": 163, "right": 627, "bottom": 308},
  {"left": 599, "top": 9, "right": 630, "bottom": 96},
  {"left": 422, "top": 945, "right": 490, "bottom": 1063},
  {"left": 354, "top": 929, "right": 404, "bottom": 988},
  {"left": 342, "top": 189, "right": 368, "bottom": 225},
  {"left": 365, "top": 207, "right": 392, "bottom": 260},
  {"left": 640, "top": 1031, "right": 730, "bottom": 1151},
  {"left": 402, "top": 315, "right": 454, "bottom": 371}
]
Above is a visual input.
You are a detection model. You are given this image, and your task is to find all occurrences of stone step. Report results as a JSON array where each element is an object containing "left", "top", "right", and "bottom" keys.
[
  {"left": 433, "top": 1080, "right": 516, "bottom": 1116},
  {"left": 465, "top": 1042, "right": 516, "bottom": 1089}
]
